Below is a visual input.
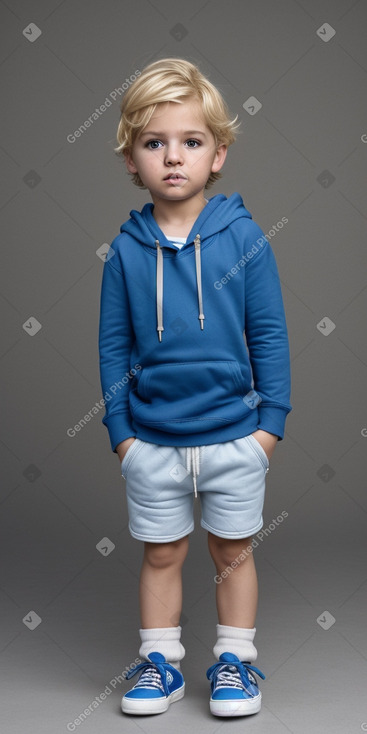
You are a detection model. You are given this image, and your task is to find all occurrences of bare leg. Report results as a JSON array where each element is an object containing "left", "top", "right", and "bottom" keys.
[
  {"left": 139, "top": 535, "right": 189, "bottom": 628},
  {"left": 208, "top": 533, "right": 258, "bottom": 627}
]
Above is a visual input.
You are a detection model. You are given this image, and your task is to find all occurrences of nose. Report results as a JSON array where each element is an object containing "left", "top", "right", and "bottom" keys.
[{"left": 164, "top": 142, "right": 183, "bottom": 166}]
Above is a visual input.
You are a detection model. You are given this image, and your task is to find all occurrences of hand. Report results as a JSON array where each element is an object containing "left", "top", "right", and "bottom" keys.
[
  {"left": 116, "top": 437, "right": 136, "bottom": 463},
  {"left": 251, "top": 430, "right": 278, "bottom": 461}
]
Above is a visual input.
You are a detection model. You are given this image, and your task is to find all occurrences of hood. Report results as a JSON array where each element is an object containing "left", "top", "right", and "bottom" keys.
[
  {"left": 120, "top": 193, "right": 253, "bottom": 342},
  {"left": 120, "top": 192, "right": 252, "bottom": 249}
]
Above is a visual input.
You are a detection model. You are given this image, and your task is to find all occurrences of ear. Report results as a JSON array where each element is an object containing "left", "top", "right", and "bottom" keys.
[
  {"left": 124, "top": 151, "right": 138, "bottom": 174},
  {"left": 211, "top": 144, "right": 227, "bottom": 174}
]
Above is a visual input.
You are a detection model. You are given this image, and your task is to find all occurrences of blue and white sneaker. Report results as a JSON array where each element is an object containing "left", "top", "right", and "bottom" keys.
[
  {"left": 206, "top": 652, "right": 265, "bottom": 717},
  {"left": 121, "top": 652, "right": 185, "bottom": 715}
]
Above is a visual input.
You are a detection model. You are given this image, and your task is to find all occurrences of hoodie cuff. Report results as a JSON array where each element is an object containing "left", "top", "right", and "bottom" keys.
[
  {"left": 256, "top": 405, "right": 290, "bottom": 441},
  {"left": 102, "top": 412, "right": 136, "bottom": 453}
]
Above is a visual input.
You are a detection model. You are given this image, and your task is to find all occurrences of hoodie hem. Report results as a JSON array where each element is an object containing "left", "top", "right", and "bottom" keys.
[{"left": 129, "top": 415, "right": 262, "bottom": 447}]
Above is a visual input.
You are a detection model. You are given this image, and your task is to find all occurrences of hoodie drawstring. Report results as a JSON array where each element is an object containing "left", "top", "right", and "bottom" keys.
[
  {"left": 155, "top": 239, "right": 164, "bottom": 342},
  {"left": 186, "top": 446, "right": 201, "bottom": 498},
  {"left": 155, "top": 235, "right": 205, "bottom": 342},
  {"left": 194, "top": 234, "right": 205, "bottom": 330}
]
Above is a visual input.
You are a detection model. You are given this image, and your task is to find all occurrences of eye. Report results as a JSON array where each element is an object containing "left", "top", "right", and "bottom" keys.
[
  {"left": 145, "top": 140, "right": 163, "bottom": 149},
  {"left": 185, "top": 139, "right": 201, "bottom": 148}
]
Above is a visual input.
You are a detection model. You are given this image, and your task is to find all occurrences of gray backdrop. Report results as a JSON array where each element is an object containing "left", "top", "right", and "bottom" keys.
[{"left": 1, "top": 1, "right": 366, "bottom": 732}]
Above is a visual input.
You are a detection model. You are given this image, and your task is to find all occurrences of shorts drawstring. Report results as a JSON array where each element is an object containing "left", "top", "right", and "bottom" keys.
[{"left": 186, "top": 446, "right": 201, "bottom": 498}]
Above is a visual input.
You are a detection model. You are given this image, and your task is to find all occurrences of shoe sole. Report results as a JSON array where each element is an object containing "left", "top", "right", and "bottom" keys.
[
  {"left": 122, "top": 683, "right": 185, "bottom": 715},
  {"left": 210, "top": 691, "right": 261, "bottom": 717}
]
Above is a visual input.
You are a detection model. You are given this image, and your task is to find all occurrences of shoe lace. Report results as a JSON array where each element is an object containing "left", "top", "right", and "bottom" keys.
[
  {"left": 215, "top": 666, "right": 244, "bottom": 690},
  {"left": 125, "top": 660, "right": 170, "bottom": 696},
  {"left": 206, "top": 661, "right": 265, "bottom": 698},
  {"left": 133, "top": 665, "right": 165, "bottom": 693}
]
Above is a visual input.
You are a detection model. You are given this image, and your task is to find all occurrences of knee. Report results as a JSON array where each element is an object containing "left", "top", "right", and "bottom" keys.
[
  {"left": 144, "top": 535, "right": 189, "bottom": 570},
  {"left": 208, "top": 533, "right": 253, "bottom": 568}
]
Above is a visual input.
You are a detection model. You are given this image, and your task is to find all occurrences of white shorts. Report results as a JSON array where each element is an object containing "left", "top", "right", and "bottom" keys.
[{"left": 120, "top": 435, "right": 270, "bottom": 543}]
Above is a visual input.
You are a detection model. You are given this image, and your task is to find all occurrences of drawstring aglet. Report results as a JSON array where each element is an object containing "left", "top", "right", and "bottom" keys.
[
  {"left": 193, "top": 474, "right": 198, "bottom": 499},
  {"left": 198, "top": 314, "right": 205, "bottom": 330}
]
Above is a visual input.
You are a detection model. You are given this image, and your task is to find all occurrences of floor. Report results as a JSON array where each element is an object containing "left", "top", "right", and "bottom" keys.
[{"left": 2, "top": 491, "right": 366, "bottom": 734}]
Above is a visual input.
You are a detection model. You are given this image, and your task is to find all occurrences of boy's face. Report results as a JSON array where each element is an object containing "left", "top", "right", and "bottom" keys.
[{"left": 124, "top": 98, "right": 227, "bottom": 204}]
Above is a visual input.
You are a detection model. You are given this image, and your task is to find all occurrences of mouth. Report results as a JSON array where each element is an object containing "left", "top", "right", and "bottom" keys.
[{"left": 163, "top": 173, "right": 187, "bottom": 181}]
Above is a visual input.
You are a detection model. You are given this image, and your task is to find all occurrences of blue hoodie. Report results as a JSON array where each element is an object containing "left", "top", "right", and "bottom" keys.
[{"left": 98, "top": 193, "right": 292, "bottom": 453}]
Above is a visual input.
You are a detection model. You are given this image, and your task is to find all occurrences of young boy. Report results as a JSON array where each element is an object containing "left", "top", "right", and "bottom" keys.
[{"left": 98, "top": 57, "right": 292, "bottom": 718}]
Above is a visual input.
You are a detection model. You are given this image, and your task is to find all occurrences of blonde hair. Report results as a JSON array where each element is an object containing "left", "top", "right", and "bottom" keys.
[{"left": 114, "top": 57, "right": 240, "bottom": 188}]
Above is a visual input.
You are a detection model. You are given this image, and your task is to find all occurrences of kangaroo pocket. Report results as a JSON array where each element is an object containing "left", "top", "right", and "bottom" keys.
[{"left": 129, "top": 360, "right": 254, "bottom": 433}]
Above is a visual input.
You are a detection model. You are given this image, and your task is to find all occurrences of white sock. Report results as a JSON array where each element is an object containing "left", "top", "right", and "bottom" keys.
[
  {"left": 213, "top": 624, "right": 258, "bottom": 662},
  {"left": 139, "top": 626, "right": 185, "bottom": 670}
]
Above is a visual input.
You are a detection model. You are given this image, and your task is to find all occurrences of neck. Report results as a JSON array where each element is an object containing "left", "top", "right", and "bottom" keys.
[{"left": 151, "top": 193, "right": 207, "bottom": 236}]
